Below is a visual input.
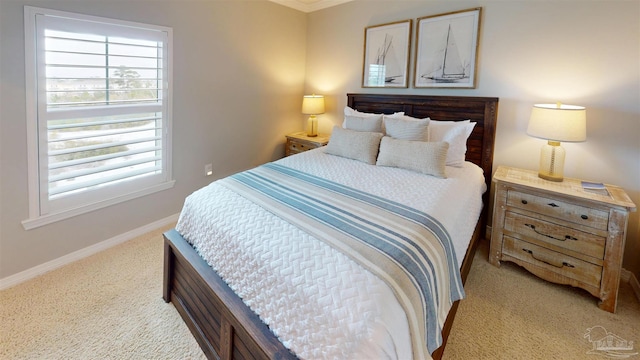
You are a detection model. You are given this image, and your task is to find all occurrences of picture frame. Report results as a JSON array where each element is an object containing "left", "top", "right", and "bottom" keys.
[
  {"left": 362, "top": 20, "right": 412, "bottom": 88},
  {"left": 414, "top": 8, "right": 482, "bottom": 88}
]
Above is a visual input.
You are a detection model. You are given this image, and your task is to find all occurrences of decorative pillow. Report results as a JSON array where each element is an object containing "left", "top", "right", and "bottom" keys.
[
  {"left": 343, "top": 114, "right": 384, "bottom": 133},
  {"left": 428, "top": 120, "right": 476, "bottom": 167},
  {"left": 343, "top": 106, "right": 403, "bottom": 133},
  {"left": 376, "top": 137, "right": 449, "bottom": 178},
  {"left": 325, "top": 126, "right": 383, "bottom": 165},
  {"left": 383, "top": 114, "right": 430, "bottom": 141}
]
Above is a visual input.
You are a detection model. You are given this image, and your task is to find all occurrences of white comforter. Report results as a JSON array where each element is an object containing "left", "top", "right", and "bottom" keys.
[{"left": 176, "top": 148, "right": 486, "bottom": 359}]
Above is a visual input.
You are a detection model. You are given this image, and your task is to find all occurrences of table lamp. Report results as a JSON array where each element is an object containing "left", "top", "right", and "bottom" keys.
[
  {"left": 526, "top": 102, "right": 586, "bottom": 182},
  {"left": 302, "top": 94, "right": 325, "bottom": 137}
]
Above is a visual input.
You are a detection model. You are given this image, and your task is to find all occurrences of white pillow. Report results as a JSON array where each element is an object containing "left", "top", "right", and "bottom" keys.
[
  {"left": 429, "top": 120, "right": 476, "bottom": 167},
  {"left": 376, "top": 137, "right": 448, "bottom": 178},
  {"left": 383, "top": 114, "right": 430, "bottom": 141},
  {"left": 325, "top": 126, "right": 383, "bottom": 165},
  {"left": 344, "top": 106, "right": 403, "bottom": 117}
]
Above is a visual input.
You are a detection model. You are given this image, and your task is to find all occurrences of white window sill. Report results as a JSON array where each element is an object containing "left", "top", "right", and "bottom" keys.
[{"left": 22, "top": 180, "right": 175, "bottom": 230}]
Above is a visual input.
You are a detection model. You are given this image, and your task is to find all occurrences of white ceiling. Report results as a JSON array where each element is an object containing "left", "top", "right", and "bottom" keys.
[{"left": 268, "top": 0, "right": 353, "bottom": 13}]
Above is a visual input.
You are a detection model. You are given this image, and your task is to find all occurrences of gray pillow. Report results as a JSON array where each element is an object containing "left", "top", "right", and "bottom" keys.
[
  {"left": 325, "top": 126, "right": 383, "bottom": 165},
  {"left": 376, "top": 136, "right": 449, "bottom": 178},
  {"left": 343, "top": 114, "right": 384, "bottom": 133},
  {"left": 383, "top": 114, "right": 430, "bottom": 141}
]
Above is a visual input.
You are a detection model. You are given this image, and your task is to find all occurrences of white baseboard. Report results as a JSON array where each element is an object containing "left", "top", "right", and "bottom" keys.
[
  {"left": 621, "top": 268, "right": 640, "bottom": 303},
  {"left": 0, "top": 213, "right": 179, "bottom": 291}
]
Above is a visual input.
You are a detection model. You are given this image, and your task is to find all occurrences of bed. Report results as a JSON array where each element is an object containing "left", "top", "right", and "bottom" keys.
[{"left": 163, "top": 93, "right": 499, "bottom": 360}]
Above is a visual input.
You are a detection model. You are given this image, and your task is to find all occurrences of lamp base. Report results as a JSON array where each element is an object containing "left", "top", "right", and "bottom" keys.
[
  {"left": 538, "top": 140, "right": 565, "bottom": 182},
  {"left": 538, "top": 172, "right": 564, "bottom": 182},
  {"left": 307, "top": 115, "right": 318, "bottom": 137}
]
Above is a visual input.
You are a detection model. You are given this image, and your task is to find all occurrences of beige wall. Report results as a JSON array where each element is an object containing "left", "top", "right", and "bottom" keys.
[
  {"left": 0, "top": 0, "right": 307, "bottom": 278},
  {"left": 2, "top": 0, "right": 639, "bottom": 283},
  {"left": 304, "top": 1, "right": 640, "bottom": 278}
]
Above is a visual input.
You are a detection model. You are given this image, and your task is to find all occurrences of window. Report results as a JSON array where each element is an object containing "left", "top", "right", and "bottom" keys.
[{"left": 23, "top": 7, "right": 174, "bottom": 229}]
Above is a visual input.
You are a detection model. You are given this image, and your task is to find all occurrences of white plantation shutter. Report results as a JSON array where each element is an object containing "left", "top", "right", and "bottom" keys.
[{"left": 24, "top": 7, "right": 174, "bottom": 228}]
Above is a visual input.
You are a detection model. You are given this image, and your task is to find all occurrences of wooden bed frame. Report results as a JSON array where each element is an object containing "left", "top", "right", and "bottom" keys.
[{"left": 163, "top": 93, "right": 499, "bottom": 360}]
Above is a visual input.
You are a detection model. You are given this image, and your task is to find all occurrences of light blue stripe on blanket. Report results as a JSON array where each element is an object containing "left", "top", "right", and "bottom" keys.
[
  {"left": 222, "top": 162, "right": 465, "bottom": 357},
  {"left": 263, "top": 163, "right": 463, "bottom": 295}
]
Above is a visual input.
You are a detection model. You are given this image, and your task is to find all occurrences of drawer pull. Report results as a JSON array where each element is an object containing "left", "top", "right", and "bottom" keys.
[
  {"left": 522, "top": 248, "right": 575, "bottom": 268},
  {"left": 581, "top": 215, "right": 589, "bottom": 220},
  {"left": 524, "top": 223, "right": 577, "bottom": 242},
  {"left": 521, "top": 200, "right": 528, "bottom": 205},
  {"left": 547, "top": 202, "right": 559, "bottom": 208}
]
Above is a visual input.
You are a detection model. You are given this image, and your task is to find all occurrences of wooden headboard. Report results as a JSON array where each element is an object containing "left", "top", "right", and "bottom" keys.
[{"left": 347, "top": 93, "right": 499, "bottom": 193}]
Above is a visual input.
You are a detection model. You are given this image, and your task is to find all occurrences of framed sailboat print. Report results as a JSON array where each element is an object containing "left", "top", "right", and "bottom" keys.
[
  {"left": 414, "top": 8, "right": 481, "bottom": 88},
  {"left": 362, "top": 20, "right": 412, "bottom": 88}
]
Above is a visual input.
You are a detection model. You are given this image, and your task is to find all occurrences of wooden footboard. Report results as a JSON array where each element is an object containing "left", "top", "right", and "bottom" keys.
[
  {"left": 163, "top": 216, "right": 483, "bottom": 360},
  {"left": 163, "top": 228, "right": 296, "bottom": 360}
]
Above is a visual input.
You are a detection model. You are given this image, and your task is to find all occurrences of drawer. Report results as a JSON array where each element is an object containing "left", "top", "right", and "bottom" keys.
[
  {"left": 504, "top": 211, "right": 605, "bottom": 261},
  {"left": 502, "top": 235, "right": 602, "bottom": 289},
  {"left": 287, "top": 141, "right": 314, "bottom": 154},
  {"left": 507, "top": 190, "right": 609, "bottom": 230}
]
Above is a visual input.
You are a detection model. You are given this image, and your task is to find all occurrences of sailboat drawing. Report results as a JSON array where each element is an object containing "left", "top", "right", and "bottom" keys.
[
  {"left": 422, "top": 24, "right": 469, "bottom": 83},
  {"left": 375, "top": 34, "right": 402, "bottom": 83}
]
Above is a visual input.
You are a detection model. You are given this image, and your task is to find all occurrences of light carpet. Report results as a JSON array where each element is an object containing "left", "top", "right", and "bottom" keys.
[
  {"left": 444, "top": 240, "right": 639, "bottom": 360},
  {"left": 0, "top": 224, "right": 206, "bottom": 360},
  {"left": 1, "top": 225, "right": 638, "bottom": 359}
]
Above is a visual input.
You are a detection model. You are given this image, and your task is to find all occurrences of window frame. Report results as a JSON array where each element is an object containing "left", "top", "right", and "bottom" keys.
[{"left": 23, "top": 6, "right": 174, "bottom": 230}]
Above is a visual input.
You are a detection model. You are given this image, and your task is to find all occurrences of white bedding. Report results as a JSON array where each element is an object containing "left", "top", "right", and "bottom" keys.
[{"left": 176, "top": 148, "right": 486, "bottom": 359}]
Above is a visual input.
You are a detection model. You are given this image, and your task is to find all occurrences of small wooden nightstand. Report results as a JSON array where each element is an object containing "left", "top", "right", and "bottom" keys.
[
  {"left": 285, "top": 132, "right": 330, "bottom": 157},
  {"left": 490, "top": 166, "right": 636, "bottom": 313}
]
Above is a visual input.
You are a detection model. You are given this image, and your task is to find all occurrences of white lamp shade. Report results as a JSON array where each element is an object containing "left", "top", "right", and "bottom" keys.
[
  {"left": 302, "top": 95, "right": 325, "bottom": 115},
  {"left": 527, "top": 103, "right": 586, "bottom": 142}
]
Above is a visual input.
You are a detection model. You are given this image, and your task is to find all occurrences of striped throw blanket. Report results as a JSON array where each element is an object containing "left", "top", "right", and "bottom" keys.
[{"left": 219, "top": 163, "right": 464, "bottom": 358}]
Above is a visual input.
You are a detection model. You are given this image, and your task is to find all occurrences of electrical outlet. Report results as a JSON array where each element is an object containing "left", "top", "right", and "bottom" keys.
[{"left": 205, "top": 163, "right": 213, "bottom": 176}]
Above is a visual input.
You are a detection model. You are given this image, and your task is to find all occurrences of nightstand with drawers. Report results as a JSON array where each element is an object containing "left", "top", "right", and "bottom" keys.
[
  {"left": 489, "top": 166, "right": 636, "bottom": 313},
  {"left": 285, "top": 132, "right": 330, "bottom": 157}
]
